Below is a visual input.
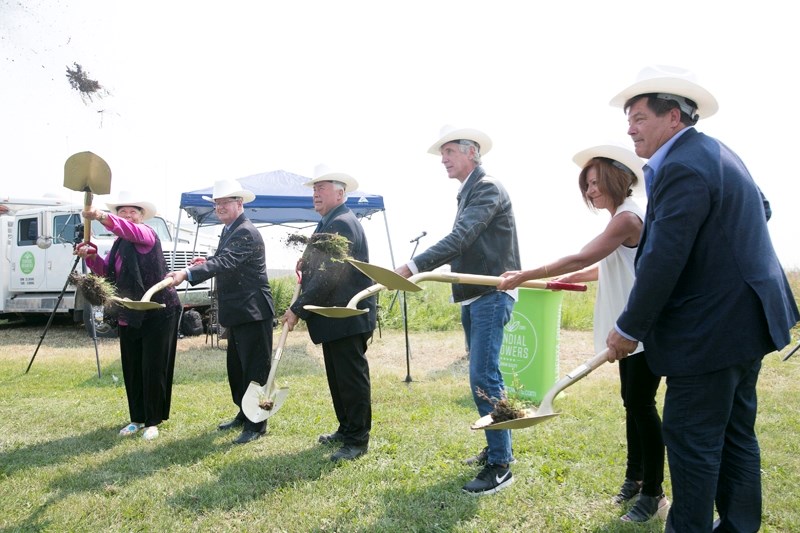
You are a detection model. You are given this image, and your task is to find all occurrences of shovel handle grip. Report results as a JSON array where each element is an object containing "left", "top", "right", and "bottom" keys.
[{"left": 542, "top": 281, "right": 587, "bottom": 292}]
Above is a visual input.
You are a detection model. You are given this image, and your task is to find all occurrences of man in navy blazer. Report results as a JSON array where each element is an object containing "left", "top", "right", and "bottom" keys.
[
  {"left": 168, "top": 179, "right": 275, "bottom": 445},
  {"left": 282, "top": 165, "right": 376, "bottom": 462},
  {"left": 606, "top": 66, "right": 799, "bottom": 532}
]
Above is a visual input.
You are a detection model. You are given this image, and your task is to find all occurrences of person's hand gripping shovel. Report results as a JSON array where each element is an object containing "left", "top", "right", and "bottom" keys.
[{"left": 242, "top": 273, "right": 302, "bottom": 423}]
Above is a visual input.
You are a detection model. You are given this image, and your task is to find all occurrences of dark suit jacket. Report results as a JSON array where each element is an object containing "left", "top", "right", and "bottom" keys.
[
  {"left": 291, "top": 203, "right": 376, "bottom": 344},
  {"left": 617, "top": 128, "right": 799, "bottom": 376},
  {"left": 188, "top": 213, "right": 274, "bottom": 327}
]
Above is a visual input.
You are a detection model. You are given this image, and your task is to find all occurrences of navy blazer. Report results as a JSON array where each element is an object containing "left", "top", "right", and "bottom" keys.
[
  {"left": 188, "top": 213, "right": 274, "bottom": 327},
  {"left": 617, "top": 128, "right": 799, "bottom": 376},
  {"left": 291, "top": 203, "right": 376, "bottom": 345}
]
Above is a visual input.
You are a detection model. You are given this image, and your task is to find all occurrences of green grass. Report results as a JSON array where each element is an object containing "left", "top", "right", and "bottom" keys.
[
  {"left": 2, "top": 270, "right": 798, "bottom": 531},
  {"left": 1, "top": 319, "right": 799, "bottom": 532}
]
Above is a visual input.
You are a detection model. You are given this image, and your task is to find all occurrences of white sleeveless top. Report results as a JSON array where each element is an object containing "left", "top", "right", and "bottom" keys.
[{"left": 593, "top": 197, "right": 644, "bottom": 356}]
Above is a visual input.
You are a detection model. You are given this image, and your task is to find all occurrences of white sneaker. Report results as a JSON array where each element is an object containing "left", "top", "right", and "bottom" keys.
[
  {"left": 142, "top": 426, "right": 159, "bottom": 441},
  {"left": 119, "top": 422, "right": 144, "bottom": 437}
]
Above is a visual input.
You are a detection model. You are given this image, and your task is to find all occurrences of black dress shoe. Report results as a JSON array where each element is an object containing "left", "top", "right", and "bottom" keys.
[
  {"left": 318, "top": 431, "right": 345, "bottom": 444},
  {"left": 331, "top": 443, "right": 368, "bottom": 462},
  {"left": 233, "top": 429, "right": 265, "bottom": 445},
  {"left": 218, "top": 418, "right": 245, "bottom": 431}
]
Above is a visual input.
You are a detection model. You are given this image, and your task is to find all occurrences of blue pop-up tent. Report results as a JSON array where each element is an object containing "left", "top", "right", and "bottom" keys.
[{"left": 175, "top": 169, "right": 396, "bottom": 265}]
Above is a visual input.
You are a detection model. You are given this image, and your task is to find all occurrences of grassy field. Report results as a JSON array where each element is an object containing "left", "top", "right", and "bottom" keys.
[{"left": 1, "top": 308, "right": 799, "bottom": 531}]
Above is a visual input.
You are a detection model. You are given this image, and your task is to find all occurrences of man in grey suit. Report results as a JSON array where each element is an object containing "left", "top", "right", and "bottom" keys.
[
  {"left": 168, "top": 179, "right": 275, "bottom": 445},
  {"left": 606, "top": 66, "right": 799, "bottom": 531}
]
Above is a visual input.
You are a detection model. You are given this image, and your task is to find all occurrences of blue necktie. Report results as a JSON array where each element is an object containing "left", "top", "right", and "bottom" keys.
[{"left": 643, "top": 164, "right": 654, "bottom": 197}]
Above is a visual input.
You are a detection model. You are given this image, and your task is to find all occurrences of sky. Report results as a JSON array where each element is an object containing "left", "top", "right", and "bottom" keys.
[{"left": 2, "top": 1, "right": 798, "bottom": 271}]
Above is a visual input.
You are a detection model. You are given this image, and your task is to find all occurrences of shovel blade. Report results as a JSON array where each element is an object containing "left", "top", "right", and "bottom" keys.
[
  {"left": 242, "top": 382, "right": 290, "bottom": 423},
  {"left": 471, "top": 411, "right": 559, "bottom": 430},
  {"left": 347, "top": 259, "right": 422, "bottom": 292},
  {"left": 64, "top": 152, "right": 112, "bottom": 194},
  {"left": 111, "top": 297, "right": 165, "bottom": 311},
  {"left": 304, "top": 305, "right": 367, "bottom": 318}
]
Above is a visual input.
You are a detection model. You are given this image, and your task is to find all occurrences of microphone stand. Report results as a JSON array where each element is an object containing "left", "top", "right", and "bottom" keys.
[{"left": 402, "top": 231, "right": 425, "bottom": 383}]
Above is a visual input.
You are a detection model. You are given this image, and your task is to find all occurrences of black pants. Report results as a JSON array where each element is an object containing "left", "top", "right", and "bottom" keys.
[
  {"left": 619, "top": 351, "right": 665, "bottom": 497},
  {"left": 118, "top": 307, "right": 179, "bottom": 427},
  {"left": 226, "top": 319, "right": 273, "bottom": 433},
  {"left": 321, "top": 332, "right": 372, "bottom": 446}
]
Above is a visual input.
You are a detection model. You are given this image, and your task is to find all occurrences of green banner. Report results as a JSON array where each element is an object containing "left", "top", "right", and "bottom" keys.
[{"left": 500, "top": 288, "right": 562, "bottom": 403}]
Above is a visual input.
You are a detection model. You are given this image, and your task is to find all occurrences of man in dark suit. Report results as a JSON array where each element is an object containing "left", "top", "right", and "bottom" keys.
[
  {"left": 282, "top": 164, "right": 376, "bottom": 462},
  {"left": 168, "top": 179, "right": 275, "bottom": 445},
  {"left": 606, "top": 66, "right": 800, "bottom": 531}
]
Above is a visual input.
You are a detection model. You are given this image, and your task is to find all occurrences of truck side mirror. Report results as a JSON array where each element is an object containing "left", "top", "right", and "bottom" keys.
[{"left": 36, "top": 236, "right": 52, "bottom": 249}]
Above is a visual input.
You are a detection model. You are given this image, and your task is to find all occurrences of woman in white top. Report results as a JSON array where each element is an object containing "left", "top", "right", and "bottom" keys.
[{"left": 498, "top": 145, "right": 666, "bottom": 523}]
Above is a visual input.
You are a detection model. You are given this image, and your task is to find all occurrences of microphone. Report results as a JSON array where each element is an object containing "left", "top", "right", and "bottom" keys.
[{"left": 410, "top": 231, "right": 427, "bottom": 243}]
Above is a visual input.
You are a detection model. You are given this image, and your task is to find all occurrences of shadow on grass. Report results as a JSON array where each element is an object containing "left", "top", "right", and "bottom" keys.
[
  {"left": 375, "top": 479, "right": 481, "bottom": 531},
  {"left": 167, "top": 445, "right": 334, "bottom": 512},
  {"left": 6, "top": 430, "right": 223, "bottom": 531},
  {"left": 0, "top": 426, "right": 122, "bottom": 476}
]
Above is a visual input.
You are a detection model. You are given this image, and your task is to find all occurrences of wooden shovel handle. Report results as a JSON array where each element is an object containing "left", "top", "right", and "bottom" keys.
[
  {"left": 83, "top": 191, "right": 93, "bottom": 244},
  {"left": 142, "top": 277, "right": 176, "bottom": 302}
]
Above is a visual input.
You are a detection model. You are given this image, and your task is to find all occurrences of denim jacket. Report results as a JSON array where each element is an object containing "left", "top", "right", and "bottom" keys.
[{"left": 413, "top": 166, "right": 521, "bottom": 302}]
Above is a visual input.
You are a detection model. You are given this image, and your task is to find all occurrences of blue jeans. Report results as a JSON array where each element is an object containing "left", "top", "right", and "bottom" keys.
[
  {"left": 462, "top": 291, "right": 515, "bottom": 465},
  {"left": 663, "top": 358, "right": 762, "bottom": 533}
]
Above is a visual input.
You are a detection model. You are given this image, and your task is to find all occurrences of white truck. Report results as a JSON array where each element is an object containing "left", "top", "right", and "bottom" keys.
[{"left": 1, "top": 197, "right": 213, "bottom": 336}]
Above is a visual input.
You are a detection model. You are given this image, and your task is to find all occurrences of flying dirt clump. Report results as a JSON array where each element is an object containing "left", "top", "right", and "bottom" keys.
[
  {"left": 65, "top": 62, "right": 107, "bottom": 103},
  {"left": 284, "top": 233, "right": 351, "bottom": 263}
]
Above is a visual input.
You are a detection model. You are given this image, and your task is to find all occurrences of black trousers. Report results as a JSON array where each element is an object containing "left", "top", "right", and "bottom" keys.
[
  {"left": 321, "top": 332, "right": 372, "bottom": 446},
  {"left": 226, "top": 319, "right": 273, "bottom": 433},
  {"left": 118, "top": 307, "right": 179, "bottom": 427},
  {"left": 619, "top": 350, "right": 665, "bottom": 497}
]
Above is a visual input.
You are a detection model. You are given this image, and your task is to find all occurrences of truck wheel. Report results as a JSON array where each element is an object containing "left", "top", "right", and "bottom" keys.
[{"left": 180, "top": 309, "right": 204, "bottom": 336}]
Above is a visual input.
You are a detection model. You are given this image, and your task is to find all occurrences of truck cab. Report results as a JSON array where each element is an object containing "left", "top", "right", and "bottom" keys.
[{"left": 1, "top": 200, "right": 213, "bottom": 334}]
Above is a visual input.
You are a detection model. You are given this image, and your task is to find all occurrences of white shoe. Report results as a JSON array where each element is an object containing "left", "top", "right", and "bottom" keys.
[
  {"left": 142, "top": 426, "right": 159, "bottom": 441},
  {"left": 119, "top": 422, "right": 144, "bottom": 437}
]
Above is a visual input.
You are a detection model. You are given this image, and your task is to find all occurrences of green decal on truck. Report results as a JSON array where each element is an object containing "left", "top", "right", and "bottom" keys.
[{"left": 20, "top": 251, "right": 35, "bottom": 274}]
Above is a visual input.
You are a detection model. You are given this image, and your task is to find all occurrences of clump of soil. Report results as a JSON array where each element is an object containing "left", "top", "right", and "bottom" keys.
[
  {"left": 476, "top": 388, "right": 528, "bottom": 423},
  {"left": 285, "top": 232, "right": 351, "bottom": 262},
  {"left": 65, "top": 62, "right": 107, "bottom": 103},
  {"left": 68, "top": 271, "right": 117, "bottom": 306},
  {"left": 257, "top": 390, "right": 274, "bottom": 411}
]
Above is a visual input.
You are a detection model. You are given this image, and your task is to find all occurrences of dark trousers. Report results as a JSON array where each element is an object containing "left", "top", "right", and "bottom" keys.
[
  {"left": 321, "top": 332, "right": 372, "bottom": 446},
  {"left": 226, "top": 319, "right": 273, "bottom": 433},
  {"left": 118, "top": 308, "right": 179, "bottom": 427},
  {"left": 664, "top": 358, "right": 763, "bottom": 533},
  {"left": 619, "top": 351, "right": 665, "bottom": 496}
]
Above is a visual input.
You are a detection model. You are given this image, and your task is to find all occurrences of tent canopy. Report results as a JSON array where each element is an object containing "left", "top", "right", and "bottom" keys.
[{"left": 179, "top": 169, "right": 385, "bottom": 226}]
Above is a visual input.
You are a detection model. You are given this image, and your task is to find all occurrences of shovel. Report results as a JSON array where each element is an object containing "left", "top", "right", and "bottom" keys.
[
  {"left": 471, "top": 348, "right": 610, "bottom": 430},
  {"left": 64, "top": 151, "right": 112, "bottom": 253},
  {"left": 111, "top": 277, "right": 175, "bottom": 311},
  {"left": 241, "top": 277, "right": 302, "bottom": 423},
  {"left": 304, "top": 260, "right": 587, "bottom": 318}
]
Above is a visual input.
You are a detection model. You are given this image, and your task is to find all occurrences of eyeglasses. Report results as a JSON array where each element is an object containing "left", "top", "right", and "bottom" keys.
[{"left": 214, "top": 198, "right": 240, "bottom": 208}]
